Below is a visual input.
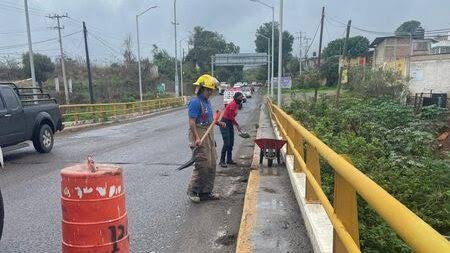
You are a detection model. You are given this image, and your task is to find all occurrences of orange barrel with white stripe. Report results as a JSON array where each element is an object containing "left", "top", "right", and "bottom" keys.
[{"left": 61, "top": 163, "right": 129, "bottom": 253}]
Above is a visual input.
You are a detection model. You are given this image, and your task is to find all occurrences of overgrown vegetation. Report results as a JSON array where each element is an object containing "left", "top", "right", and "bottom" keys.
[{"left": 284, "top": 88, "right": 449, "bottom": 252}]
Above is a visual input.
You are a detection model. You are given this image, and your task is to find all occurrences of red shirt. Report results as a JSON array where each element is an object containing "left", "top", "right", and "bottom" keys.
[{"left": 222, "top": 99, "right": 239, "bottom": 126}]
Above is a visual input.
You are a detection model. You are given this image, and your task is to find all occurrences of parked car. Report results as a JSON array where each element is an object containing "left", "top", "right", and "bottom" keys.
[{"left": 0, "top": 83, "right": 63, "bottom": 156}]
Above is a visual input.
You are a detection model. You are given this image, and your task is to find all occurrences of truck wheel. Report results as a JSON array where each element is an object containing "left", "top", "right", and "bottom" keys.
[
  {"left": 0, "top": 188, "right": 4, "bottom": 241},
  {"left": 33, "top": 124, "right": 54, "bottom": 153}
]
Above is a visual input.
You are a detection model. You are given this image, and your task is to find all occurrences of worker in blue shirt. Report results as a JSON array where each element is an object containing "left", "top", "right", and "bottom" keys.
[{"left": 187, "top": 74, "right": 226, "bottom": 203}]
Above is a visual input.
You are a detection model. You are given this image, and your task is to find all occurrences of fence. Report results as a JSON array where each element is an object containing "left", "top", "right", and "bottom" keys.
[
  {"left": 267, "top": 99, "right": 449, "bottom": 253},
  {"left": 60, "top": 97, "right": 185, "bottom": 123}
]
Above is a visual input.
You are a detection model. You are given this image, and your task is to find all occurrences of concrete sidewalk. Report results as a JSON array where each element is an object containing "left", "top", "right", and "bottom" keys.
[{"left": 236, "top": 104, "right": 312, "bottom": 253}]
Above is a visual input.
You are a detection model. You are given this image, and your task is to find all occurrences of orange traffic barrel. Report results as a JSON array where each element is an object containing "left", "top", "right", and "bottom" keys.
[{"left": 61, "top": 160, "right": 129, "bottom": 253}]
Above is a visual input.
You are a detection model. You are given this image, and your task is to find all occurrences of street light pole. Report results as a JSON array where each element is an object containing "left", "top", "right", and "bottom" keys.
[
  {"left": 136, "top": 5, "right": 158, "bottom": 102},
  {"left": 173, "top": 0, "right": 179, "bottom": 97},
  {"left": 270, "top": 8, "right": 274, "bottom": 98},
  {"left": 24, "top": 0, "right": 36, "bottom": 87},
  {"left": 249, "top": 0, "right": 275, "bottom": 98},
  {"left": 180, "top": 39, "right": 184, "bottom": 96},
  {"left": 258, "top": 34, "right": 271, "bottom": 95},
  {"left": 179, "top": 38, "right": 189, "bottom": 96},
  {"left": 277, "top": 0, "right": 283, "bottom": 106}
]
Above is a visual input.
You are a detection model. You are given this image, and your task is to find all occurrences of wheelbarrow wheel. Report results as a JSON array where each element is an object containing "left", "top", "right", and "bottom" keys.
[
  {"left": 268, "top": 159, "right": 273, "bottom": 167},
  {"left": 276, "top": 150, "right": 281, "bottom": 164}
]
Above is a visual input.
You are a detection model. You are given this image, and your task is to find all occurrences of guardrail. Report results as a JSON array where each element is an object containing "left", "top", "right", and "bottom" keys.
[
  {"left": 267, "top": 99, "right": 449, "bottom": 253},
  {"left": 60, "top": 97, "right": 185, "bottom": 123}
]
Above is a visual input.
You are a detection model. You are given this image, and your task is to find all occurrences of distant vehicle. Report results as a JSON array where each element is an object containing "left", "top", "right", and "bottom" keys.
[
  {"left": 242, "top": 87, "right": 252, "bottom": 98},
  {"left": 0, "top": 83, "right": 63, "bottom": 156},
  {"left": 219, "top": 83, "right": 229, "bottom": 95},
  {"left": 223, "top": 86, "right": 245, "bottom": 109}
]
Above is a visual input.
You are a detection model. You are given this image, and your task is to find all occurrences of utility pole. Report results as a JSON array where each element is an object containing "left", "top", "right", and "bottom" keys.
[
  {"left": 298, "top": 32, "right": 302, "bottom": 76},
  {"left": 173, "top": 0, "right": 179, "bottom": 97},
  {"left": 211, "top": 56, "right": 214, "bottom": 76},
  {"left": 83, "top": 22, "right": 94, "bottom": 104},
  {"left": 336, "top": 20, "right": 351, "bottom": 102},
  {"left": 267, "top": 39, "right": 270, "bottom": 95},
  {"left": 180, "top": 45, "right": 184, "bottom": 97},
  {"left": 303, "top": 37, "right": 311, "bottom": 69},
  {"left": 48, "top": 13, "right": 69, "bottom": 104},
  {"left": 277, "top": 0, "right": 283, "bottom": 106},
  {"left": 317, "top": 6, "right": 325, "bottom": 67},
  {"left": 24, "top": 0, "right": 36, "bottom": 87}
]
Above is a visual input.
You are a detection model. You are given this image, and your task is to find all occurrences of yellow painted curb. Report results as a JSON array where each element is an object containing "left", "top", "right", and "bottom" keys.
[
  {"left": 236, "top": 106, "right": 264, "bottom": 253},
  {"left": 235, "top": 169, "right": 259, "bottom": 253}
]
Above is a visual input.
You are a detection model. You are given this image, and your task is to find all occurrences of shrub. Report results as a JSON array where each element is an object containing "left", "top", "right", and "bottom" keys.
[{"left": 284, "top": 95, "right": 449, "bottom": 252}]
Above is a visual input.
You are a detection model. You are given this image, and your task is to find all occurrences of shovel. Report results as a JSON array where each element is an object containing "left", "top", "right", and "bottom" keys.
[{"left": 177, "top": 110, "right": 222, "bottom": 171}]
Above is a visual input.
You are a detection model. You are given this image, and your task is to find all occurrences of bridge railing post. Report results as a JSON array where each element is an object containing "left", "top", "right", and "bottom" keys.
[
  {"left": 286, "top": 118, "right": 293, "bottom": 156},
  {"left": 292, "top": 130, "right": 304, "bottom": 172},
  {"left": 333, "top": 155, "right": 360, "bottom": 253},
  {"left": 305, "top": 144, "right": 321, "bottom": 203}
]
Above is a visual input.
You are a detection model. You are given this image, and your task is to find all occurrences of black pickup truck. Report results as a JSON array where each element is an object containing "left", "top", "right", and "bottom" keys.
[{"left": 0, "top": 83, "right": 63, "bottom": 154}]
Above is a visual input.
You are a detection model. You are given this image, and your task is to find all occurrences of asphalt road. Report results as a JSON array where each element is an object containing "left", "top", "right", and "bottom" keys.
[{"left": 0, "top": 93, "right": 262, "bottom": 253}]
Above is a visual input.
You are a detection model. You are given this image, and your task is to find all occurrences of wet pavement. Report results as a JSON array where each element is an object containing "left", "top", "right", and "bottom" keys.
[
  {"left": 242, "top": 105, "right": 313, "bottom": 253},
  {"left": 0, "top": 93, "right": 262, "bottom": 252}
]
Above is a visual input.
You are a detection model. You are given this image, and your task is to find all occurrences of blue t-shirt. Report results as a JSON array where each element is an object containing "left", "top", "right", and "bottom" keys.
[{"left": 188, "top": 95, "right": 213, "bottom": 125}]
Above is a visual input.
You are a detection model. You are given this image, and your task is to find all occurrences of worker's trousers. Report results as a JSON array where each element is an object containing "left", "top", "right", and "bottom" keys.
[
  {"left": 188, "top": 125, "right": 217, "bottom": 194},
  {"left": 219, "top": 119, "right": 234, "bottom": 163}
]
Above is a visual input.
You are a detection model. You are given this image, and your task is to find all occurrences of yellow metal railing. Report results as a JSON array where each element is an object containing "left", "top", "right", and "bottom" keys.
[
  {"left": 267, "top": 99, "right": 450, "bottom": 253},
  {"left": 60, "top": 97, "right": 185, "bottom": 123}
]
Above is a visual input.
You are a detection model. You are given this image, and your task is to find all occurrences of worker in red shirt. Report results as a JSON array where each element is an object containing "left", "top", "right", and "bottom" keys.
[{"left": 219, "top": 92, "right": 244, "bottom": 167}]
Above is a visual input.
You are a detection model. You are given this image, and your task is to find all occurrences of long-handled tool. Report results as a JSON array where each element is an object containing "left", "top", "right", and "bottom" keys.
[{"left": 177, "top": 110, "right": 222, "bottom": 171}]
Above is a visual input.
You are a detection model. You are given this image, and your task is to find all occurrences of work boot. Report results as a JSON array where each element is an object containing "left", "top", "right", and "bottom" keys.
[
  {"left": 200, "top": 193, "right": 220, "bottom": 201},
  {"left": 187, "top": 192, "right": 201, "bottom": 203},
  {"left": 227, "top": 160, "right": 237, "bottom": 165},
  {"left": 219, "top": 161, "right": 228, "bottom": 168}
]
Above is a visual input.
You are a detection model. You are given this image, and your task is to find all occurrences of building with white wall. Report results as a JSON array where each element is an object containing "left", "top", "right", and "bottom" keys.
[{"left": 409, "top": 54, "right": 450, "bottom": 95}]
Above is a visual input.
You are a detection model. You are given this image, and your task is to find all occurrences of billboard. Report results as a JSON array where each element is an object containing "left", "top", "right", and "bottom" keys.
[{"left": 272, "top": 77, "right": 292, "bottom": 89}]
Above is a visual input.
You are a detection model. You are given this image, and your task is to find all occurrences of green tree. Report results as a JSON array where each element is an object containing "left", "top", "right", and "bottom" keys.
[
  {"left": 255, "top": 22, "right": 294, "bottom": 75},
  {"left": 395, "top": 20, "right": 421, "bottom": 36},
  {"left": 152, "top": 45, "right": 175, "bottom": 78},
  {"left": 320, "top": 56, "right": 339, "bottom": 86},
  {"left": 321, "top": 36, "right": 369, "bottom": 87},
  {"left": 303, "top": 68, "right": 322, "bottom": 102},
  {"left": 22, "top": 52, "right": 55, "bottom": 84},
  {"left": 322, "top": 36, "right": 370, "bottom": 59},
  {"left": 186, "top": 26, "right": 240, "bottom": 77}
]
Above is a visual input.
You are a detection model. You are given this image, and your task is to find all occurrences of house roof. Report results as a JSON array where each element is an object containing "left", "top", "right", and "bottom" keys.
[{"left": 370, "top": 36, "right": 438, "bottom": 47}]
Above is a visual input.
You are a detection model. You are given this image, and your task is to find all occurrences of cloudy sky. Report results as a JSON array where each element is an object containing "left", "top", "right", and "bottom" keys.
[{"left": 1, "top": 0, "right": 449, "bottom": 64}]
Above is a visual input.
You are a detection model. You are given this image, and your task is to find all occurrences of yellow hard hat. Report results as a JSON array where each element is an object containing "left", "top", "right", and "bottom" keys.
[{"left": 193, "top": 74, "right": 219, "bottom": 90}]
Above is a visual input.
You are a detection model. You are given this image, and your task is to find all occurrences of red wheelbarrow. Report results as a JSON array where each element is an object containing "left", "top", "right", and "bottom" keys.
[{"left": 255, "top": 138, "right": 287, "bottom": 167}]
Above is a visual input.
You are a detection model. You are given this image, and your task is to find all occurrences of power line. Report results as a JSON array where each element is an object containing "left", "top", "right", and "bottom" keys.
[
  {"left": 88, "top": 32, "right": 122, "bottom": 56},
  {"left": 0, "top": 31, "right": 81, "bottom": 51},
  {"left": 0, "top": 2, "right": 46, "bottom": 16},
  {"left": 304, "top": 20, "right": 321, "bottom": 56},
  {"left": 326, "top": 13, "right": 450, "bottom": 37}
]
